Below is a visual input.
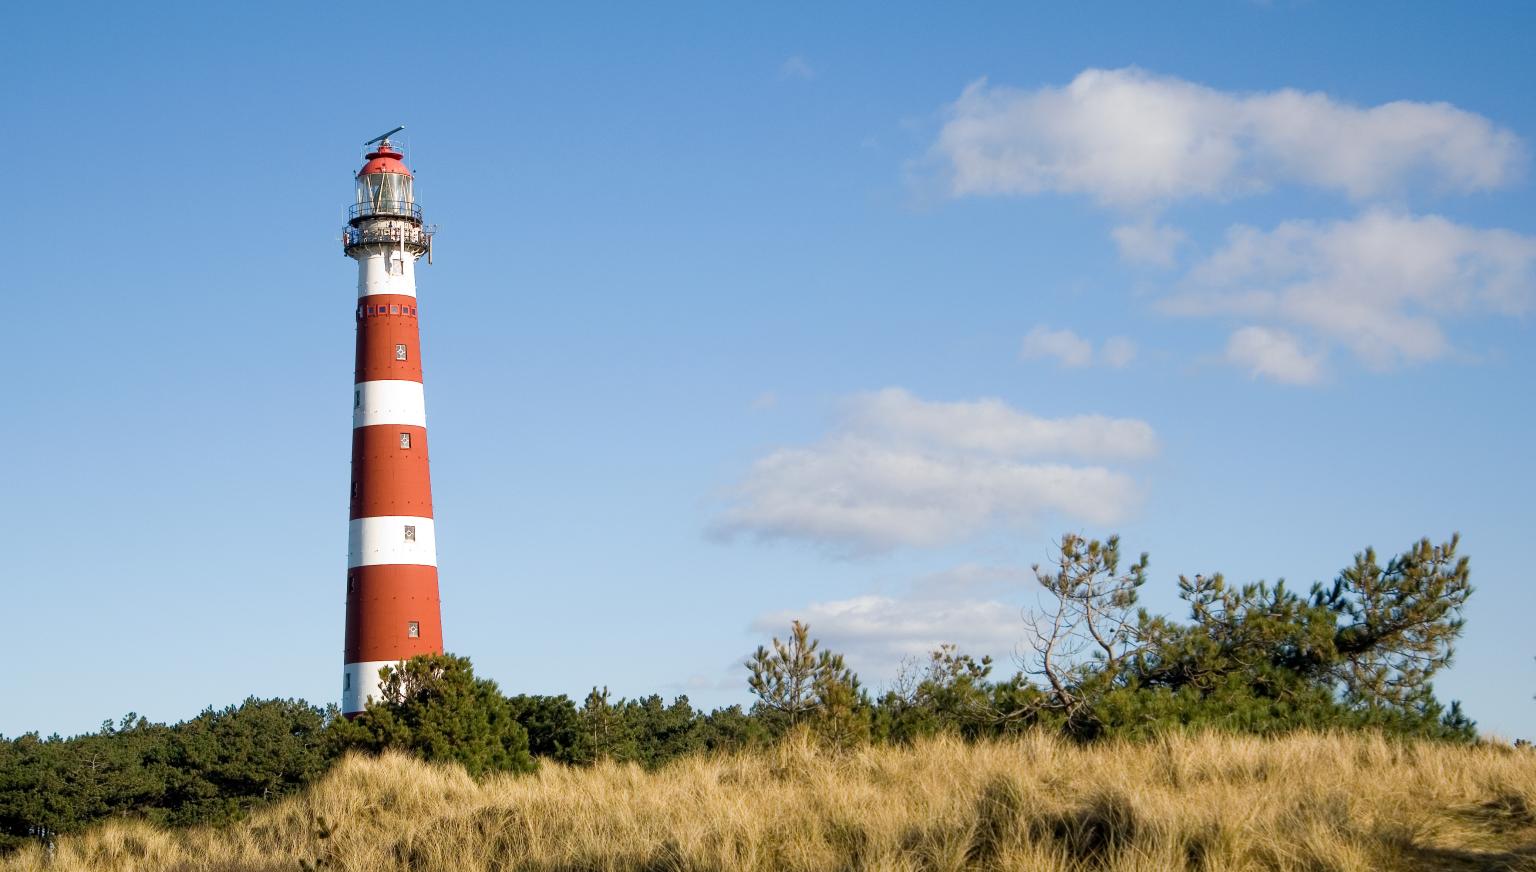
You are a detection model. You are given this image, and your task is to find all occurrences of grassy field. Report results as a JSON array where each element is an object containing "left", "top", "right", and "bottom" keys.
[{"left": 7, "top": 731, "right": 1536, "bottom": 872}]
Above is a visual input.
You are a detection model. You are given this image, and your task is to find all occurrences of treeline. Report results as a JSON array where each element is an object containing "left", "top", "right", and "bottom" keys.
[
  {"left": 0, "top": 533, "right": 1478, "bottom": 853},
  {"left": 0, "top": 700, "right": 330, "bottom": 851}
]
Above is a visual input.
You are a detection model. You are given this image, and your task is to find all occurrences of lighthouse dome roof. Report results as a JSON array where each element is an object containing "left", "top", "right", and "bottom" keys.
[{"left": 358, "top": 143, "right": 413, "bottom": 178}]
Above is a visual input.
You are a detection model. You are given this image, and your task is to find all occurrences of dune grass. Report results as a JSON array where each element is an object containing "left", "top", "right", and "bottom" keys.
[{"left": 8, "top": 731, "right": 1536, "bottom": 872}]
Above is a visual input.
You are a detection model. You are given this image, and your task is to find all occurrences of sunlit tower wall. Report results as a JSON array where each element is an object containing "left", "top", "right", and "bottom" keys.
[{"left": 340, "top": 130, "right": 442, "bottom": 715}]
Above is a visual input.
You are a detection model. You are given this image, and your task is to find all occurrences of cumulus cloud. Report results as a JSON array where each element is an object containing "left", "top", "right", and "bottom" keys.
[
  {"left": 1166, "top": 210, "right": 1536, "bottom": 371},
  {"left": 1112, "top": 221, "right": 1187, "bottom": 267},
  {"left": 1019, "top": 326, "right": 1093, "bottom": 367},
  {"left": 752, "top": 594, "right": 1023, "bottom": 672},
  {"left": 1020, "top": 326, "right": 1138, "bottom": 369},
  {"left": 1225, "top": 326, "right": 1326, "bottom": 385},
  {"left": 711, "top": 388, "right": 1154, "bottom": 553},
  {"left": 933, "top": 67, "right": 1523, "bottom": 208}
]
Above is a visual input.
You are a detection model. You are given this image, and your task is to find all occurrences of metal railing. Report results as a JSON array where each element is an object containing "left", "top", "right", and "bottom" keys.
[
  {"left": 343, "top": 224, "right": 434, "bottom": 254},
  {"left": 348, "top": 200, "right": 423, "bottom": 223}
]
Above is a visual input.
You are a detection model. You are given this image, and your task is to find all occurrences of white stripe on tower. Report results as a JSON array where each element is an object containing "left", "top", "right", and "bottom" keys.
[
  {"left": 341, "top": 660, "right": 397, "bottom": 715},
  {"left": 347, "top": 517, "right": 438, "bottom": 567},
  {"left": 357, "top": 249, "right": 418, "bottom": 297},
  {"left": 353, "top": 381, "right": 427, "bottom": 428}
]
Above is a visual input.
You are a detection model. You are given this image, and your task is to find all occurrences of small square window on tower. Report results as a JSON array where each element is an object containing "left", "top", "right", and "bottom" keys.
[
  {"left": 354, "top": 390, "right": 361, "bottom": 409},
  {"left": 404, "top": 524, "right": 416, "bottom": 542},
  {"left": 395, "top": 343, "right": 408, "bottom": 361},
  {"left": 344, "top": 672, "right": 351, "bottom": 691},
  {"left": 407, "top": 621, "right": 420, "bottom": 639},
  {"left": 399, "top": 432, "right": 412, "bottom": 449}
]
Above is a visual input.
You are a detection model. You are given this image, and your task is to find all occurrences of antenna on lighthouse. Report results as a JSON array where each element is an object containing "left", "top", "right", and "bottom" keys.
[{"left": 364, "top": 125, "right": 406, "bottom": 146}]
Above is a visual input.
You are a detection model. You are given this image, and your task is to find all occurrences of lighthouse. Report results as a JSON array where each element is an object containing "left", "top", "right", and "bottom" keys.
[{"left": 340, "top": 128, "right": 443, "bottom": 715}]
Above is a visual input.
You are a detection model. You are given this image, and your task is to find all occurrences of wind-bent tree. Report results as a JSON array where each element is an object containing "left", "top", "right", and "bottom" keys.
[
  {"left": 1055, "top": 533, "right": 1475, "bottom": 739},
  {"left": 1318, "top": 535, "right": 1472, "bottom": 712},
  {"left": 1023, "top": 533, "right": 1149, "bottom": 718}
]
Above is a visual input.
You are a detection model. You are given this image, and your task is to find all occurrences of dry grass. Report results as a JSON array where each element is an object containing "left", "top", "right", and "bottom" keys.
[{"left": 8, "top": 731, "right": 1536, "bottom": 872}]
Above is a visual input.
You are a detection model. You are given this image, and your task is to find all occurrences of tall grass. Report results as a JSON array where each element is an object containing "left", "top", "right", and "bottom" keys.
[{"left": 8, "top": 731, "right": 1536, "bottom": 871}]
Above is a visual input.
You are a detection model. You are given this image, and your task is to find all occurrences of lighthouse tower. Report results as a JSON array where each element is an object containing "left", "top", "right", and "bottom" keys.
[{"left": 340, "top": 129, "right": 442, "bottom": 715}]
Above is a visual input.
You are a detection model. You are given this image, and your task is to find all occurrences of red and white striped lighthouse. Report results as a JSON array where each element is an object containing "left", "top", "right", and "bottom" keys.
[{"left": 340, "top": 129, "right": 442, "bottom": 715}]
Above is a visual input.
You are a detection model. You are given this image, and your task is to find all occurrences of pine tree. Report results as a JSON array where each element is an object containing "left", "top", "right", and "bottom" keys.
[
  {"left": 329, "top": 654, "right": 534, "bottom": 777},
  {"left": 747, "top": 621, "right": 870, "bottom": 745}
]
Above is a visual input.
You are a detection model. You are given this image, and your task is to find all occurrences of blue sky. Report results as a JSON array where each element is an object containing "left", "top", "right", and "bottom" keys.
[{"left": 5, "top": 1, "right": 1535, "bottom": 739}]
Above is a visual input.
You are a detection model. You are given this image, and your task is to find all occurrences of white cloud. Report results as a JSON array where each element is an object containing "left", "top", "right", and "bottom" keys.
[
  {"left": 933, "top": 68, "right": 1523, "bottom": 208},
  {"left": 752, "top": 594, "right": 1023, "bottom": 672},
  {"left": 1019, "top": 326, "right": 1093, "bottom": 367},
  {"left": 1112, "top": 221, "right": 1187, "bottom": 267},
  {"left": 1167, "top": 210, "right": 1536, "bottom": 371},
  {"left": 779, "top": 56, "right": 815, "bottom": 81},
  {"left": 844, "top": 387, "right": 1157, "bottom": 461},
  {"left": 1020, "top": 326, "right": 1139, "bottom": 370},
  {"left": 711, "top": 388, "right": 1153, "bottom": 553},
  {"left": 1225, "top": 326, "right": 1326, "bottom": 385}
]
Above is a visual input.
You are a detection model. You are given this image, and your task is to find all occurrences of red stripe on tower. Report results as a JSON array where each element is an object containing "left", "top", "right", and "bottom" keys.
[{"left": 340, "top": 131, "right": 442, "bottom": 716}]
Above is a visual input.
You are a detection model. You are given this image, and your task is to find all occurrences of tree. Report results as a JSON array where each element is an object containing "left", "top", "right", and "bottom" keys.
[
  {"left": 694, "top": 705, "right": 770, "bottom": 754},
  {"left": 578, "top": 686, "right": 633, "bottom": 762},
  {"left": 165, "top": 698, "right": 330, "bottom": 825},
  {"left": 329, "top": 654, "right": 534, "bottom": 776},
  {"left": 1098, "top": 534, "right": 1474, "bottom": 739},
  {"left": 1022, "top": 534, "right": 1148, "bottom": 720},
  {"left": 877, "top": 645, "right": 997, "bottom": 742},
  {"left": 747, "top": 621, "right": 870, "bottom": 745},
  {"left": 0, "top": 700, "right": 331, "bottom": 854},
  {"left": 1318, "top": 535, "right": 1472, "bottom": 713},
  {"left": 505, "top": 694, "right": 587, "bottom": 764},
  {"left": 747, "top": 621, "right": 823, "bottom": 726}
]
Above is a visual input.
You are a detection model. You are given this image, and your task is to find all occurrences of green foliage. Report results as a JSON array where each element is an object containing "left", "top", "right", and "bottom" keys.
[
  {"left": 576, "top": 686, "right": 630, "bottom": 762},
  {"left": 1013, "top": 533, "right": 1476, "bottom": 741},
  {"left": 329, "top": 654, "right": 534, "bottom": 777},
  {"left": 746, "top": 620, "right": 824, "bottom": 725},
  {"left": 614, "top": 695, "right": 707, "bottom": 767},
  {"left": 1319, "top": 535, "right": 1473, "bottom": 712},
  {"left": 0, "top": 699, "right": 328, "bottom": 853},
  {"left": 693, "top": 704, "right": 771, "bottom": 754},
  {"left": 876, "top": 645, "right": 998, "bottom": 742},
  {"left": 568, "top": 690, "right": 767, "bottom": 768},
  {"left": 162, "top": 698, "right": 331, "bottom": 825},
  {"left": 747, "top": 621, "right": 872, "bottom": 747},
  {"left": 505, "top": 694, "right": 585, "bottom": 764}
]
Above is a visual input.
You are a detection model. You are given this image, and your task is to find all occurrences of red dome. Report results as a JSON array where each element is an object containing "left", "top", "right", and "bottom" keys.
[{"left": 358, "top": 143, "right": 413, "bottom": 178}]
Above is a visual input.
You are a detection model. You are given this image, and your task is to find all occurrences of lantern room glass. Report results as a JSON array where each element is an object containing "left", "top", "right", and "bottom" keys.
[{"left": 355, "top": 172, "right": 415, "bottom": 219}]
